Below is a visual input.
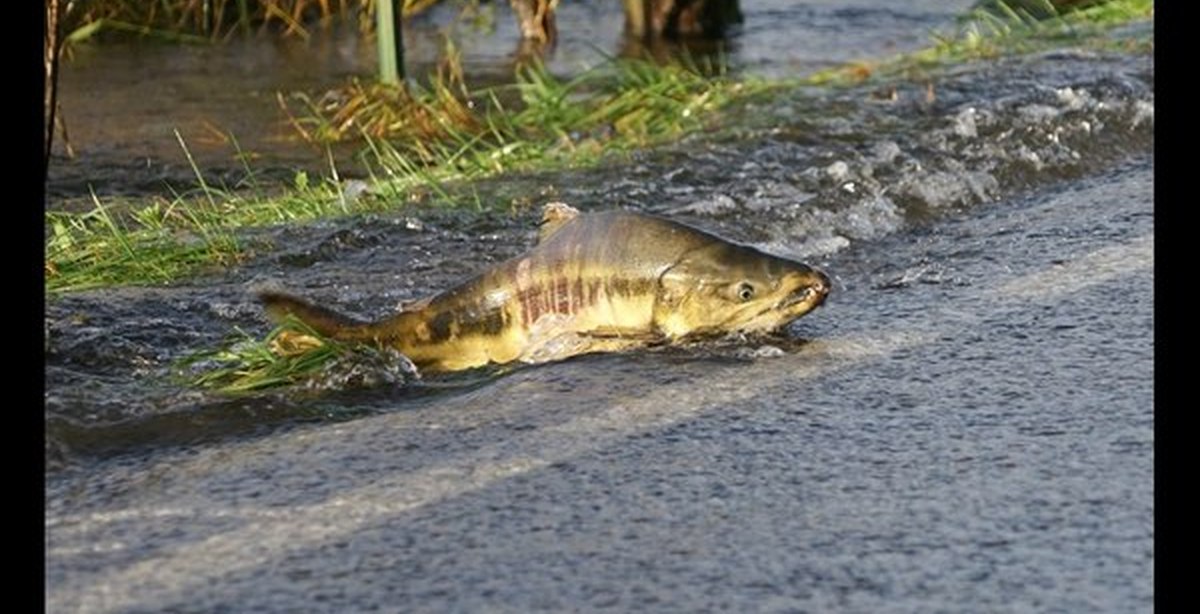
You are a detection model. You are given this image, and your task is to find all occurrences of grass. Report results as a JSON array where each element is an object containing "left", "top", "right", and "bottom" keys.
[
  {"left": 46, "top": 127, "right": 358, "bottom": 292},
  {"left": 285, "top": 48, "right": 750, "bottom": 165},
  {"left": 46, "top": 193, "right": 241, "bottom": 292},
  {"left": 808, "top": 0, "right": 1152, "bottom": 84},
  {"left": 179, "top": 316, "right": 353, "bottom": 392},
  {"left": 179, "top": 314, "right": 429, "bottom": 393}
]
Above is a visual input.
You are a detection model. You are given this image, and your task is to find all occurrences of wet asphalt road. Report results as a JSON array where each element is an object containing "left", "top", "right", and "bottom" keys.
[{"left": 45, "top": 157, "right": 1152, "bottom": 612}]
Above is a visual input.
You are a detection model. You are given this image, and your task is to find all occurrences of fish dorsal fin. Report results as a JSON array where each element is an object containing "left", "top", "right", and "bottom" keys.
[
  {"left": 397, "top": 296, "right": 433, "bottom": 313},
  {"left": 538, "top": 202, "right": 581, "bottom": 243}
]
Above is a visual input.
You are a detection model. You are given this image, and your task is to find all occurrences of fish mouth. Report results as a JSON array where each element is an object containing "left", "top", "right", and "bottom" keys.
[{"left": 778, "top": 269, "right": 831, "bottom": 313}]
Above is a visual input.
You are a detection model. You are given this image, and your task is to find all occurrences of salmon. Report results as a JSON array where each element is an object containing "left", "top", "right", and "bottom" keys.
[{"left": 261, "top": 203, "right": 830, "bottom": 372}]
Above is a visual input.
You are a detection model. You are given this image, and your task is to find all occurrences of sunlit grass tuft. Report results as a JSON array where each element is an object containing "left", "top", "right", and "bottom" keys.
[
  {"left": 179, "top": 316, "right": 349, "bottom": 392},
  {"left": 180, "top": 314, "right": 424, "bottom": 393},
  {"left": 288, "top": 51, "right": 758, "bottom": 165}
]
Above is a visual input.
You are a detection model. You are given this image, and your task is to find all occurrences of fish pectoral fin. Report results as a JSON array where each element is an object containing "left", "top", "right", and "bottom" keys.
[
  {"left": 582, "top": 327, "right": 666, "bottom": 344},
  {"left": 519, "top": 331, "right": 660, "bottom": 365}
]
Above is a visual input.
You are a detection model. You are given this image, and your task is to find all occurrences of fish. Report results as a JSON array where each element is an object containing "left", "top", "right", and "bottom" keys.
[{"left": 260, "top": 202, "right": 831, "bottom": 372}]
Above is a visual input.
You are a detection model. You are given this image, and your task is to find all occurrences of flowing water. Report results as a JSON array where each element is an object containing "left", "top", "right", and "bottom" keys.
[
  {"left": 45, "top": 3, "right": 1153, "bottom": 611},
  {"left": 48, "top": 0, "right": 978, "bottom": 202}
]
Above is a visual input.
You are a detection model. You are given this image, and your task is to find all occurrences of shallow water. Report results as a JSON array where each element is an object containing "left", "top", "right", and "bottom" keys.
[
  {"left": 45, "top": 10, "right": 1153, "bottom": 612},
  {"left": 48, "top": 0, "right": 977, "bottom": 202},
  {"left": 45, "top": 156, "right": 1154, "bottom": 611},
  {"left": 46, "top": 45, "right": 1153, "bottom": 464}
]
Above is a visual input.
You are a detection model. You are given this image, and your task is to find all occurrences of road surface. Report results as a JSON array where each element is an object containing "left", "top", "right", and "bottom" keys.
[{"left": 46, "top": 157, "right": 1153, "bottom": 612}]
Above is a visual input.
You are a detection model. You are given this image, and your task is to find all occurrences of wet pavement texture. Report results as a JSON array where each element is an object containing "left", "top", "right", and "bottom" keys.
[
  {"left": 45, "top": 155, "right": 1153, "bottom": 612},
  {"left": 45, "top": 26, "right": 1153, "bottom": 614}
]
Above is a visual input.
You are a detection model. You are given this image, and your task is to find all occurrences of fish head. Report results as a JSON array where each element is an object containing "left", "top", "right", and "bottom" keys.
[{"left": 654, "top": 241, "right": 831, "bottom": 339}]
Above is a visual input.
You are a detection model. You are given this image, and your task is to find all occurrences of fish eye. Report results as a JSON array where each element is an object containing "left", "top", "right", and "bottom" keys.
[{"left": 736, "top": 282, "right": 756, "bottom": 301}]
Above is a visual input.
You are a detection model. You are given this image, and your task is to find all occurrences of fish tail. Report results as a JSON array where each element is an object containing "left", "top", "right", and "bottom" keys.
[{"left": 258, "top": 290, "right": 371, "bottom": 341}]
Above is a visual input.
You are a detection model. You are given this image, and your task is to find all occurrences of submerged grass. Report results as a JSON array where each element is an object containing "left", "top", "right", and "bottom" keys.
[
  {"left": 180, "top": 314, "right": 426, "bottom": 393},
  {"left": 179, "top": 316, "right": 351, "bottom": 392}
]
